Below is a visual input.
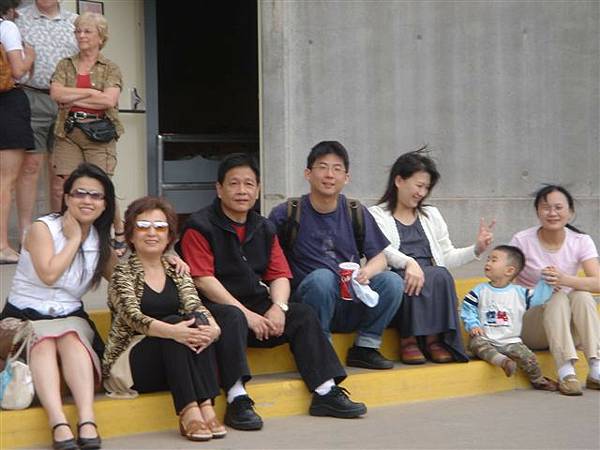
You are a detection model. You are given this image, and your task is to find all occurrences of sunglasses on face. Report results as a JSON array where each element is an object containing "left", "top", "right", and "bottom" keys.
[
  {"left": 69, "top": 188, "right": 105, "bottom": 201},
  {"left": 135, "top": 220, "right": 169, "bottom": 232}
]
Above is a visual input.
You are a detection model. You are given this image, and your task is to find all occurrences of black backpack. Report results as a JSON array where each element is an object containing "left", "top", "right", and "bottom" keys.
[{"left": 280, "top": 197, "right": 365, "bottom": 256}]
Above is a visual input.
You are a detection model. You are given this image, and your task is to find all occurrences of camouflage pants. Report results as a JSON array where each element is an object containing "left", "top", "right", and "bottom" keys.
[{"left": 469, "top": 336, "right": 542, "bottom": 381}]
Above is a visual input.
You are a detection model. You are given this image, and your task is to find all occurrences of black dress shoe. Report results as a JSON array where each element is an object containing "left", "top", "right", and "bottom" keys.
[
  {"left": 224, "top": 395, "right": 263, "bottom": 430},
  {"left": 309, "top": 386, "right": 367, "bottom": 418},
  {"left": 77, "top": 421, "right": 102, "bottom": 450},
  {"left": 346, "top": 345, "right": 394, "bottom": 369},
  {"left": 52, "top": 423, "right": 78, "bottom": 450}
]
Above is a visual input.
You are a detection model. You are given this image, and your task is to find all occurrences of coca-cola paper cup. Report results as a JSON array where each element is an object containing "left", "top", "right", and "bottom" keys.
[{"left": 339, "top": 262, "right": 360, "bottom": 300}]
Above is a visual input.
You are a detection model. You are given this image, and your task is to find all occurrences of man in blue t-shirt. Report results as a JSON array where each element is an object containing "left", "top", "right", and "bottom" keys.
[{"left": 269, "top": 141, "right": 404, "bottom": 370}]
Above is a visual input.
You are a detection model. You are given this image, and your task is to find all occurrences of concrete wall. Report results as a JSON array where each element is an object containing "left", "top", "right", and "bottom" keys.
[{"left": 260, "top": 0, "right": 600, "bottom": 248}]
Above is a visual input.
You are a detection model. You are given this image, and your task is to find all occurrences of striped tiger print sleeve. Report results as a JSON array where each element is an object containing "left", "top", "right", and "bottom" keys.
[{"left": 109, "top": 262, "right": 154, "bottom": 334}]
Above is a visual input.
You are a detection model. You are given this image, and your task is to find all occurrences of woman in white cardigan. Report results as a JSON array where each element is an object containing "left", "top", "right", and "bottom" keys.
[{"left": 369, "top": 149, "right": 494, "bottom": 364}]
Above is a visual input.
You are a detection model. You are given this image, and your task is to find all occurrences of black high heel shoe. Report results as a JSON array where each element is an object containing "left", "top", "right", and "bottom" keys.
[
  {"left": 77, "top": 421, "right": 102, "bottom": 450},
  {"left": 52, "top": 423, "right": 78, "bottom": 450}
]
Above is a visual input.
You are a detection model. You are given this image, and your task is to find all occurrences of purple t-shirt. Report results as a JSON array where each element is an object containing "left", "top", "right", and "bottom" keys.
[{"left": 269, "top": 194, "right": 390, "bottom": 286}]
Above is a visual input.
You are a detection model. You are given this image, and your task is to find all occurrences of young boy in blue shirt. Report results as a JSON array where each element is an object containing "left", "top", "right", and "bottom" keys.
[{"left": 461, "top": 245, "right": 558, "bottom": 390}]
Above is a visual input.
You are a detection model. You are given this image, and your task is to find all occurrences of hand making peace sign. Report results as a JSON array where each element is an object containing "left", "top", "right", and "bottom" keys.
[{"left": 475, "top": 218, "right": 496, "bottom": 257}]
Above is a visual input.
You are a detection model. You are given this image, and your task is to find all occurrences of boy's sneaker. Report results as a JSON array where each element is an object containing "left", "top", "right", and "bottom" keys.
[
  {"left": 501, "top": 358, "right": 517, "bottom": 377},
  {"left": 309, "top": 386, "right": 367, "bottom": 418},
  {"left": 531, "top": 376, "right": 558, "bottom": 391},
  {"left": 224, "top": 395, "right": 263, "bottom": 430},
  {"left": 346, "top": 345, "right": 394, "bottom": 369}
]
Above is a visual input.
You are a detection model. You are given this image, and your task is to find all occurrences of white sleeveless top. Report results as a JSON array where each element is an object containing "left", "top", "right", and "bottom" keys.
[{"left": 8, "top": 214, "right": 100, "bottom": 316}]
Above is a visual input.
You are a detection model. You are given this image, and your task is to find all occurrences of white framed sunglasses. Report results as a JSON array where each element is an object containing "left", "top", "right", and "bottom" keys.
[{"left": 135, "top": 220, "right": 169, "bottom": 232}]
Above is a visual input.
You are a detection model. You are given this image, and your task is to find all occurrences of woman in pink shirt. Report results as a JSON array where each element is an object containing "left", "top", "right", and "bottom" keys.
[{"left": 510, "top": 185, "right": 600, "bottom": 396}]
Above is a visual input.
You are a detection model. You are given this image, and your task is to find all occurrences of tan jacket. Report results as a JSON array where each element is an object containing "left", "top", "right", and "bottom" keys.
[
  {"left": 51, "top": 53, "right": 124, "bottom": 138},
  {"left": 101, "top": 254, "right": 212, "bottom": 379}
]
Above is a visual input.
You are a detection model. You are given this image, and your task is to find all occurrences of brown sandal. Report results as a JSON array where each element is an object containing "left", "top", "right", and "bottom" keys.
[
  {"left": 179, "top": 403, "right": 212, "bottom": 441},
  {"left": 206, "top": 417, "right": 227, "bottom": 439},
  {"left": 199, "top": 401, "right": 227, "bottom": 438}
]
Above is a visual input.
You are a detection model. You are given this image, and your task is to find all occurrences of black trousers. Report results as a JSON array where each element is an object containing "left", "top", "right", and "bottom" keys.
[
  {"left": 202, "top": 301, "right": 252, "bottom": 392},
  {"left": 129, "top": 336, "right": 220, "bottom": 414},
  {"left": 204, "top": 299, "right": 346, "bottom": 392},
  {"left": 248, "top": 302, "right": 347, "bottom": 391}
]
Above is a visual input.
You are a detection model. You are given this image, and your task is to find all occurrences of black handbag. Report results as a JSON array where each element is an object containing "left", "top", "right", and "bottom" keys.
[
  {"left": 74, "top": 118, "right": 117, "bottom": 142},
  {"left": 161, "top": 311, "right": 209, "bottom": 327}
]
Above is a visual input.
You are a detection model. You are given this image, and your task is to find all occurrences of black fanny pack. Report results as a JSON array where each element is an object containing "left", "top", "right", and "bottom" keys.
[{"left": 65, "top": 117, "right": 117, "bottom": 142}]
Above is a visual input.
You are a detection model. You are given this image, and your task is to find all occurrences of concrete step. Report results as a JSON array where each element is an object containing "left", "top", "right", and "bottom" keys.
[
  {"left": 3, "top": 276, "right": 598, "bottom": 449},
  {"left": 2, "top": 348, "right": 589, "bottom": 449}
]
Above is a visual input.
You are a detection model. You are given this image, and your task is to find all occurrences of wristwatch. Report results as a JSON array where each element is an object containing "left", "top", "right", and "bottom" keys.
[{"left": 275, "top": 302, "right": 289, "bottom": 313}]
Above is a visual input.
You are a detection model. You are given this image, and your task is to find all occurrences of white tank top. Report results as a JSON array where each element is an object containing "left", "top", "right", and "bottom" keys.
[{"left": 8, "top": 214, "right": 100, "bottom": 316}]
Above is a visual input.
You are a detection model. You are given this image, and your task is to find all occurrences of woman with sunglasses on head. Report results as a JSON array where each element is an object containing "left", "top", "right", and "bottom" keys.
[
  {"left": 102, "top": 196, "right": 224, "bottom": 442},
  {"left": 1, "top": 164, "right": 188, "bottom": 450},
  {"left": 510, "top": 185, "right": 600, "bottom": 396}
]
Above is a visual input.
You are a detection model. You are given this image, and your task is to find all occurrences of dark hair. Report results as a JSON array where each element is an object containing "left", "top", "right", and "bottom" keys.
[
  {"left": 493, "top": 245, "right": 526, "bottom": 276},
  {"left": 0, "top": 0, "right": 20, "bottom": 16},
  {"left": 533, "top": 184, "right": 583, "bottom": 234},
  {"left": 123, "top": 196, "right": 178, "bottom": 252},
  {"left": 61, "top": 163, "right": 115, "bottom": 289},
  {"left": 377, "top": 145, "right": 440, "bottom": 213},
  {"left": 217, "top": 153, "right": 260, "bottom": 184},
  {"left": 306, "top": 141, "right": 350, "bottom": 171}
]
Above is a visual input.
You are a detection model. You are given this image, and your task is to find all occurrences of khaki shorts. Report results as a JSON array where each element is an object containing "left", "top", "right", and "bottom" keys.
[{"left": 52, "top": 127, "right": 117, "bottom": 176}]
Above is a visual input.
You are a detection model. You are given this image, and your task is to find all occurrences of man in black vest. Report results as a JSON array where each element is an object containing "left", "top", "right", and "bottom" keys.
[{"left": 178, "top": 153, "right": 366, "bottom": 430}]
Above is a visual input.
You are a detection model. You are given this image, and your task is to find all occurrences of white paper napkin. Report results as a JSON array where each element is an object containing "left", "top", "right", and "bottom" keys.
[{"left": 350, "top": 272, "right": 379, "bottom": 307}]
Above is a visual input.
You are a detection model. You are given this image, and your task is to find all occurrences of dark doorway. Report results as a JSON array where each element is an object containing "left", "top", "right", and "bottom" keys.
[
  {"left": 152, "top": 0, "right": 259, "bottom": 215},
  {"left": 156, "top": 1, "right": 258, "bottom": 135}
]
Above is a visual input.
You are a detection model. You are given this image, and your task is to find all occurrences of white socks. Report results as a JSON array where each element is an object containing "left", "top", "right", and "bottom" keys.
[
  {"left": 229, "top": 377, "right": 338, "bottom": 401},
  {"left": 227, "top": 379, "right": 247, "bottom": 403},
  {"left": 314, "top": 379, "right": 335, "bottom": 396},
  {"left": 557, "top": 361, "right": 576, "bottom": 381},
  {"left": 589, "top": 358, "right": 600, "bottom": 380}
]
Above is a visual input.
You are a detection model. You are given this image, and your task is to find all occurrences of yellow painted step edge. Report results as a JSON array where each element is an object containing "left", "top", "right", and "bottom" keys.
[{"left": 1, "top": 353, "right": 589, "bottom": 449}]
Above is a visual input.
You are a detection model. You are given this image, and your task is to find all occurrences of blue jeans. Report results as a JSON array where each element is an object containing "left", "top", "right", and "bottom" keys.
[{"left": 294, "top": 268, "right": 403, "bottom": 348}]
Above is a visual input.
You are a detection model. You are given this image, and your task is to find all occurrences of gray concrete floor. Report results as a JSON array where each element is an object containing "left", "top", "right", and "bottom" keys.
[
  {"left": 23, "top": 390, "right": 598, "bottom": 450},
  {"left": 3, "top": 261, "right": 600, "bottom": 449}
]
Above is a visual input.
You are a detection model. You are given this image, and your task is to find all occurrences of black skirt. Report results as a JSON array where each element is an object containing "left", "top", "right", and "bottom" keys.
[
  {"left": 393, "top": 266, "right": 468, "bottom": 362},
  {"left": 0, "top": 88, "right": 35, "bottom": 150}
]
